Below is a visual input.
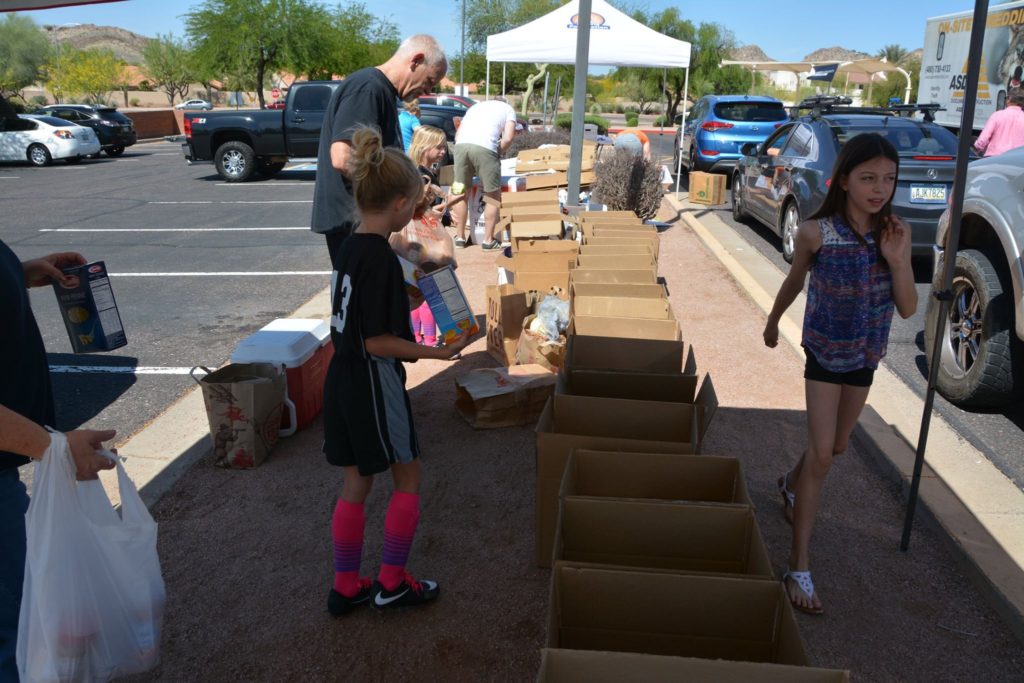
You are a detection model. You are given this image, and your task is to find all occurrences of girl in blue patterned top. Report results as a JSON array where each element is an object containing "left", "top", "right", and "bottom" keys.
[{"left": 763, "top": 133, "right": 917, "bottom": 615}]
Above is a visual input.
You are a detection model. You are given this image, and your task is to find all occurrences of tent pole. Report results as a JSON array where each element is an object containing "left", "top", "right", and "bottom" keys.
[
  {"left": 661, "top": 67, "right": 667, "bottom": 134},
  {"left": 674, "top": 66, "right": 689, "bottom": 196},
  {"left": 566, "top": 0, "right": 593, "bottom": 209},
  {"left": 901, "top": 0, "right": 989, "bottom": 552},
  {"left": 486, "top": 61, "right": 490, "bottom": 101},
  {"left": 502, "top": 63, "right": 506, "bottom": 98},
  {"left": 542, "top": 71, "right": 550, "bottom": 126}
]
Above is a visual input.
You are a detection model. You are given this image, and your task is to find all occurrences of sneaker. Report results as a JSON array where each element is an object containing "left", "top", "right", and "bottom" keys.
[
  {"left": 480, "top": 239, "right": 502, "bottom": 251},
  {"left": 327, "top": 578, "right": 373, "bottom": 617},
  {"left": 453, "top": 237, "right": 468, "bottom": 249},
  {"left": 370, "top": 573, "right": 440, "bottom": 610}
]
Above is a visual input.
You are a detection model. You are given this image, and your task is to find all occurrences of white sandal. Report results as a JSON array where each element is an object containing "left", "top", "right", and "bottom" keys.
[
  {"left": 783, "top": 568, "right": 824, "bottom": 615},
  {"left": 777, "top": 471, "right": 796, "bottom": 524}
]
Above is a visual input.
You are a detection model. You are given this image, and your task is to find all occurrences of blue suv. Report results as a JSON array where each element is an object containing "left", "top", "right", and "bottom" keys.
[{"left": 674, "top": 95, "right": 786, "bottom": 174}]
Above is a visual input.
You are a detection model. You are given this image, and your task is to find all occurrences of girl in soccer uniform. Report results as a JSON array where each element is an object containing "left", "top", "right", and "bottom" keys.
[
  {"left": 763, "top": 133, "right": 917, "bottom": 615},
  {"left": 323, "top": 126, "right": 470, "bottom": 616}
]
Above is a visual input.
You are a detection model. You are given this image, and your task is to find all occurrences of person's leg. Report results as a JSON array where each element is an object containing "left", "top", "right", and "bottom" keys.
[
  {"left": 475, "top": 148, "right": 503, "bottom": 246},
  {"left": 378, "top": 460, "right": 422, "bottom": 593},
  {"left": 451, "top": 144, "right": 474, "bottom": 243},
  {"left": 0, "top": 469, "right": 29, "bottom": 681},
  {"left": 329, "top": 468, "right": 373, "bottom": 612},
  {"left": 417, "top": 302, "right": 436, "bottom": 346},
  {"left": 410, "top": 306, "right": 424, "bottom": 344},
  {"left": 787, "top": 378, "right": 842, "bottom": 613}
]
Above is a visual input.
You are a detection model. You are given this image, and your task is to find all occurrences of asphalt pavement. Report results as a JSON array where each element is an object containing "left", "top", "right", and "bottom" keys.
[
  {"left": 1, "top": 141, "right": 327, "bottom": 483},
  {"left": 646, "top": 132, "right": 1024, "bottom": 492}
]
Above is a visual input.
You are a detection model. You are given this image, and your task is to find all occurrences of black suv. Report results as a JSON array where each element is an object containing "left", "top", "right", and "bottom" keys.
[{"left": 33, "top": 104, "right": 137, "bottom": 156}]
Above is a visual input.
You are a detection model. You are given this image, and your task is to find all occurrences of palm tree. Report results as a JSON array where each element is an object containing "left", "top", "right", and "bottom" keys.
[{"left": 877, "top": 44, "right": 910, "bottom": 65}]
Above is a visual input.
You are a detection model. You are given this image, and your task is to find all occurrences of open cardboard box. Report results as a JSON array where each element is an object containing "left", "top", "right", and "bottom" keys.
[
  {"left": 501, "top": 189, "right": 559, "bottom": 206},
  {"left": 577, "top": 243, "right": 653, "bottom": 257},
  {"left": 557, "top": 367, "right": 711, "bottom": 406},
  {"left": 569, "top": 282, "right": 665, "bottom": 299},
  {"left": 546, "top": 564, "right": 808, "bottom": 665},
  {"left": 580, "top": 222, "right": 656, "bottom": 236},
  {"left": 582, "top": 234, "right": 660, "bottom": 259},
  {"left": 552, "top": 498, "right": 773, "bottom": 579},
  {"left": 537, "top": 649, "right": 850, "bottom": 683},
  {"left": 510, "top": 220, "right": 565, "bottom": 239},
  {"left": 512, "top": 237, "right": 580, "bottom": 254},
  {"left": 535, "top": 391, "right": 717, "bottom": 566},
  {"left": 578, "top": 210, "right": 641, "bottom": 222},
  {"left": 560, "top": 449, "right": 751, "bottom": 507},
  {"left": 571, "top": 295, "right": 672, "bottom": 320},
  {"left": 569, "top": 268, "right": 657, "bottom": 285},
  {"left": 563, "top": 335, "right": 689, "bottom": 374},
  {"left": 525, "top": 170, "right": 597, "bottom": 191},
  {"left": 485, "top": 284, "right": 532, "bottom": 366},
  {"left": 570, "top": 313, "right": 680, "bottom": 341}
]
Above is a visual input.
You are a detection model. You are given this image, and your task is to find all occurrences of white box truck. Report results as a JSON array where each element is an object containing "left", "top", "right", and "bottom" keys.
[{"left": 918, "top": 1, "right": 1024, "bottom": 132}]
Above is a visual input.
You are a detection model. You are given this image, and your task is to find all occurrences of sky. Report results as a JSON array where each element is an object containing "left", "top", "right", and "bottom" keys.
[{"left": 18, "top": 0, "right": 980, "bottom": 63}]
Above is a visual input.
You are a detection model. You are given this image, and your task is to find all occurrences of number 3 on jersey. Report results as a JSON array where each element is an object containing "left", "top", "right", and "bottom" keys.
[{"left": 331, "top": 273, "right": 353, "bottom": 334}]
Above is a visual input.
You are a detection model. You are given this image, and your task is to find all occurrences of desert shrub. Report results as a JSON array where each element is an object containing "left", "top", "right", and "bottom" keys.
[
  {"left": 129, "top": 97, "right": 141, "bottom": 107},
  {"left": 591, "top": 150, "right": 663, "bottom": 220},
  {"left": 625, "top": 105, "right": 639, "bottom": 113},
  {"left": 589, "top": 103, "right": 602, "bottom": 114},
  {"left": 502, "top": 129, "right": 571, "bottom": 159},
  {"left": 614, "top": 103, "right": 625, "bottom": 114},
  {"left": 652, "top": 114, "right": 672, "bottom": 127},
  {"left": 30, "top": 95, "right": 48, "bottom": 107},
  {"left": 625, "top": 112, "right": 639, "bottom": 127},
  {"left": 554, "top": 113, "right": 610, "bottom": 135}
]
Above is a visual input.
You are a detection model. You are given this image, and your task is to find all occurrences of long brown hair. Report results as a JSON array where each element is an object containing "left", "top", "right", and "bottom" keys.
[{"left": 810, "top": 132, "right": 899, "bottom": 251}]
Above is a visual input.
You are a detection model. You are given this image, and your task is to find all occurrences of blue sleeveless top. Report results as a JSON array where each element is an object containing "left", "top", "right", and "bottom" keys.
[{"left": 802, "top": 216, "right": 894, "bottom": 372}]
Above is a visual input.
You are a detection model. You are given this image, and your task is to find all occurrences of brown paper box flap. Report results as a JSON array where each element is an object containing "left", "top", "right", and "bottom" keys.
[
  {"left": 571, "top": 314, "right": 681, "bottom": 341},
  {"left": 510, "top": 220, "right": 564, "bottom": 239},
  {"left": 564, "top": 335, "right": 685, "bottom": 373},
  {"left": 501, "top": 188, "right": 559, "bottom": 205},
  {"left": 571, "top": 295, "right": 673, "bottom": 320},
  {"left": 569, "top": 283, "right": 666, "bottom": 299},
  {"left": 512, "top": 271, "right": 571, "bottom": 298},
  {"left": 512, "top": 251, "right": 577, "bottom": 273},
  {"left": 513, "top": 237, "right": 580, "bottom": 254},
  {"left": 559, "top": 369, "right": 697, "bottom": 403},
  {"left": 577, "top": 244, "right": 653, "bottom": 257},
  {"left": 569, "top": 269, "right": 657, "bottom": 284},
  {"left": 579, "top": 210, "right": 640, "bottom": 221}
]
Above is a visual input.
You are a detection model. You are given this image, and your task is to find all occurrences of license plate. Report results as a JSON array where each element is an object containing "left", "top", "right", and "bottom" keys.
[{"left": 910, "top": 184, "right": 947, "bottom": 203}]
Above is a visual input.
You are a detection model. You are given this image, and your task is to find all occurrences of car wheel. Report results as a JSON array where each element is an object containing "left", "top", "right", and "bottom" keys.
[
  {"left": 215, "top": 140, "right": 256, "bottom": 182},
  {"left": 731, "top": 173, "right": 748, "bottom": 221},
  {"left": 106, "top": 145, "right": 125, "bottom": 157},
  {"left": 257, "top": 160, "right": 286, "bottom": 178},
  {"left": 924, "top": 249, "right": 1019, "bottom": 407},
  {"left": 688, "top": 146, "right": 701, "bottom": 173},
  {"left": 27, "top": 144, "right": 51, "bottom": 167},
  {"left": 65, "top": 156, "right": 83, "bottom": 165},
  {"left": 780, "top": 201, "right": 799, "bottom": 263}
]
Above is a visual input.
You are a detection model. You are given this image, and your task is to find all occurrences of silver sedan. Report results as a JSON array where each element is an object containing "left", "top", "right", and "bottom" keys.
[{"left": 0, "top": 115, "right": 101, "bottom": 166}]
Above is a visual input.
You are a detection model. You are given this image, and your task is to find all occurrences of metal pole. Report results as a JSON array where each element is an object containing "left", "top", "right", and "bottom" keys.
[
  {"left": 674, "top": 67, "right": 689, "bottom": 196},
  {"left": 901, "top": 0, "right": 989, "bottom": 552},
  {"left": 502, "top": 63, "right": 506, "bottom": 98},
  {"left": 542, "top": 71, "right": 550, "bottom": 125},
  {"left": 552, "top": 76, "right": 562, "bottom": 125},
  {"left": 566, "top": 0, "right": 593, "bottom": 209},
  {"left": 661, "top": 68, "right": 667, "bottom": 134},
  {"left": 460, "top": 0, "right": 466, "bottom": 95},
  {"left": 486, "top": 60, "right": 490, "bottom": 101}
]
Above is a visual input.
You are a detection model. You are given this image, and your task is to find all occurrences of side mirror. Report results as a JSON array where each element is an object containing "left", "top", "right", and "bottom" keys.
[{"left": 741, "top": 142, "right": 758, "bottom": 157}]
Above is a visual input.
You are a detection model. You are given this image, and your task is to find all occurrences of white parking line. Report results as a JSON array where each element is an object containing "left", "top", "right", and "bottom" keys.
[
  {"left": 109, "top": 271, "right": 330, "bottom": 276},
  {"left": 49, "top": 366, "right": 197, "bottom": 375},
  {"left": 148, "top": 200, "right": 313, "bottom": 204},
  {"left": 216, "top": 182, "right": 310, "bottom": 186},
  {"left": 40, "top": 227, "right": 308, "bottom": 232},
  {"left": 149, "top": 153, "right": 179, "bottom": 156},
  {"left": 0, "top": 177, "right": 20, "bottom": 179}
]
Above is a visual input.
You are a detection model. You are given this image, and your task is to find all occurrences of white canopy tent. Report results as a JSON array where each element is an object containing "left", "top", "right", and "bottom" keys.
[
  {"left": 0, "top": 0, "right": 125, "bottom": 9},
  {"left": 485, "top": 0, "right": 692, "bottom": 203}
]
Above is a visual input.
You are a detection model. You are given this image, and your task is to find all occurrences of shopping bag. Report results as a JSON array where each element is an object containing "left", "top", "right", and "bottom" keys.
[
  {"left": 389, "top": 213, "right": 456, "bottom": 272},
  {"left": 192, "top": 363, "right": 286, "bottom": 469},
  {"left": 514, "top": 314, "right": 567, "bottom": 372},
  {"left": 17, "top": 431, "right": 165, "bottom": 682},
  {"left": 454, "top": 365, "right": 556, "bottom": 428}
]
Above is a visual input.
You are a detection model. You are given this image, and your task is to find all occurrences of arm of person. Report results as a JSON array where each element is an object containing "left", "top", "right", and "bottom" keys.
[
  {"left": 764, "top": 220, "right": 821, "bottom": 347},
  {"left": 497, "top": 119, "right": 517, "bottom": 155},
  {"left": 22, "top": 251, "right": 86, "bottom": 288},
  {"left": 881, "top": 215, "right": 918, "bottom": 319},
  {"left": 0, "top": 405, "right": 116, "bottom": 480},
  {"left": 330, "top": 140, "right": 354, "bottom": 178},
  {"left": 973, "top": 117, "right": 995, "bottom": 155},
  {"left": 642, "top": 140, "right": 652, "bottom": 161},
  {"left": 364, "top": 329, "right": 472, "bottom": 361}
]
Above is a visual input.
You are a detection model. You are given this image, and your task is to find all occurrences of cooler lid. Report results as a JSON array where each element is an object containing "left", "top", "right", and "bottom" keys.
[{"left": 230, "top": 318, "right": 329, "bottom": 367}]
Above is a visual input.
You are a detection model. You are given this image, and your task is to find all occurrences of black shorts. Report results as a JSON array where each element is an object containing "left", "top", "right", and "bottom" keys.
[
  {"left": 322, "top": 355, "right": 420, "bottom": 476},
  {"left": 804, "top": 349, "right": 875, "bottom": 387}
]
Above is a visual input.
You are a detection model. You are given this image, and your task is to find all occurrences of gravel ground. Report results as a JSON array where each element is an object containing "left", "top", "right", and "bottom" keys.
[{"left": 127, "top": 200, "right": 1021, "bottom": 682}]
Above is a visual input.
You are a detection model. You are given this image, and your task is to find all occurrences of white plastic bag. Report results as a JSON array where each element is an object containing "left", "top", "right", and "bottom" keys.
[{"left": 17, "top": 431, "right": 165, "bottom": 682}]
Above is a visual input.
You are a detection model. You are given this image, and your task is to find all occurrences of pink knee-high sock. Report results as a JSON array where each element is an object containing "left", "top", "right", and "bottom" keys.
[
  {"left": 410, "top": 306, "right": 424, "bottom": 343},
  {"left": 332, "top": 499, "right": 365, "bottom": 597},
  {"left": 378, "top": 491, "right": 420, "bottom": 591},
  {"left": 417, "top": 302, "right": 436, "bottom": 345}
]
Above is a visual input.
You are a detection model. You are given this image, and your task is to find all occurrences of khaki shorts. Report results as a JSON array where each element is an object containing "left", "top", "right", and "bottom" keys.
[{"left": 453, "top": 143, "right": 501, "bottom": 193}]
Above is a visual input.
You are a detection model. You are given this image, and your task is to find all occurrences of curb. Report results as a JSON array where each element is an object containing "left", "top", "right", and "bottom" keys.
[{"left": 666, "top": 191, "right": 1024, "bottom": 644}]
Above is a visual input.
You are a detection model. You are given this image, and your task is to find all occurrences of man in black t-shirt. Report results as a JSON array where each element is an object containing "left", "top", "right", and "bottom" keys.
[
  {"left": 311, "top": 34, "right": 448, "bottom": 268},
  {"left": 0, "top": 240, "right": 116, "bottom": 680}
]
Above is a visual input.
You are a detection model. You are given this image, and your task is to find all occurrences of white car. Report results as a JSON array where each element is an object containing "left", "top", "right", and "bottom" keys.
[
  {"left": 0, "top": 115, "right": 101, "bottom": 166},
  {"left": 175, "top": 99, "right": 213, "bottom": 111}
]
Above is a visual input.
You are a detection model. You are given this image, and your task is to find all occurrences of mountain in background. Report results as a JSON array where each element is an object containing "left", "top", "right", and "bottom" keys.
[
  {"left": 45, "top": 23, "right": 151, "bottom": 65},
  {"left": 729, "top": 45, "right": 775, "bottom": 62},
  {"left": 802, "top": 46, "right": 873, "bottom": 63}
]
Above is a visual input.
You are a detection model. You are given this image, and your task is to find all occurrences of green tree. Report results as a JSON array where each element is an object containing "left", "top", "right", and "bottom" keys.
[
  {"left": 142, "top": 34, "right": 194, "bottom": 105},
  {"left": 876, "top": 44, "right": 910, "bottom": 66},
  {"left": 0, "top": 14, "right": 51, "bottom": 100},
  {"left": 868, "top": 57, "right": 920, "bottom": 106},
  {"left": 323, "top": 3, "right": 399, "bottom": 78},
  {"left": 53, "top": 48, "right": 125, "bottom": 104}
]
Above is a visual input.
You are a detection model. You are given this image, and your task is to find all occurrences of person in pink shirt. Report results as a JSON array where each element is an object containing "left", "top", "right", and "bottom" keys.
[{"left": 974, "top": 89, "right": 1024, "bottom": 157}]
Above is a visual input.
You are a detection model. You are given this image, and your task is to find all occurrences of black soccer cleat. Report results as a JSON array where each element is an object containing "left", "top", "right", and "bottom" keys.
[
  {"left": 370, "top": 573, "right": 440, "bottom": 610},
  {"left": 327, "top": 579, "right": 372, "bottom": 617}
]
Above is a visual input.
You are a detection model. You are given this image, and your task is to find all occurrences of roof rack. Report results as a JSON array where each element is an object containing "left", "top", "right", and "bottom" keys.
[
  {"left": 887, "top": 103, "right": 945, "bottom": 123},
  {"left": 789, "top": 96, "right": 947, "bottom": 123}
]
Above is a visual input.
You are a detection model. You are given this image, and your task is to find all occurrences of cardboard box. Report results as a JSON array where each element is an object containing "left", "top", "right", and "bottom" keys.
[
  {"left": 537, "top": 649, "right": 850, "bottom": 683},
  {"left": 577, "top": 243, "right": 653, "bottom": 257},
  {"left": 582, "top": 234, "right": 660, "bottom": 259},
  {"left": 510, "top": 220, "right": 564, "bottom": 239},
  {"left": 546, "top": 565, "right": 808, "bottom": 665},
  {"left": 569, "top": 282, "right": 665, "bottom": 299},
  {"left": 561, "top": 449, "right": 751, "bottom": 507},
  {"left": 563, "top": 335, "right": 688, "bottom": 374},
  {"left": 501, "top": 189, "right": 559, "bottom": 206},
  {"left": 571, "top": 314, "right": 680, "bottom": 341},
  {"left": 51, "top": 260, "right": 128, "bottom": 354},
  {"left": 689, "top": 171, "right": 727, "bottom": 205},
  {"left": 571, "top": 295, "right": 672, "bottom": 320},
  {"left": 580, "top": 222, "right": 656, "bottom": 236},
  {"left": 512, "top": 237, "right": 580, "bottom": 255},
  {"left": 497, "top": 251, "right": 575, "bottom": 298},
  {"left": 578, "top": 210, "right": 641, "bottom": 222},
  {"left": 485, "top": 284, "right": 531, "bottom": 366},
  {"left": 558, "top": 368, "right": 710, "bottom": 406},
  {"left": 552, "top": 498, "right": 773, "bottom": 579},
  {"left": 525, "top": 170, "right": 597, "bottom": 191},
  {"left": 569, "top": 268, "right": 657, "bottom": 285},
  {"left": 535, "top": 392, "right": 716, "bottom": 565}
]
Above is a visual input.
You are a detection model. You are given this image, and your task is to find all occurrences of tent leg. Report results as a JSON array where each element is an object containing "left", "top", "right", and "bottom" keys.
[
  {"left": 486, "top": 60, "right": 490, "bottom": 101},
  {"left": 542, "top": 71, "right": 550, "bottom": 125},
  {"left": 566, "top": 0, "right": 593, "bottom": 208},
  {"left": 502, "top": 63, "right": 506, "bottom": 98},
  {"left": 661, "top": 68, "right": 667, "bottom": 134},
  {"left": 675, "top": 67, "right": 689, "bottom": 197}
]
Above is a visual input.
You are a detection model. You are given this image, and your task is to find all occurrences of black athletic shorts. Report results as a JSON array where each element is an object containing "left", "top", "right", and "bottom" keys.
[
  {"left": 804, "top": 348, "right": 875, "bottom": 387},
  {"left": 322, "top": 355, "right": 420, "bottom": 476}
]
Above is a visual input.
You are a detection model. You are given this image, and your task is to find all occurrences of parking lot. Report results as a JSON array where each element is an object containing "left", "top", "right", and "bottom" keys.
[{"left": 2, "top": 140, "right": 328, "bottom": 455}]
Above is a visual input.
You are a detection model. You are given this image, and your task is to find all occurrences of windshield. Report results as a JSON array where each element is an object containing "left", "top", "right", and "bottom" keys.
[
  {"left": 97, "top": 109, "right": 133, "bottom": 123},
  {"left": 829, "top": 118, "right": 959, "bottom": 156},
  {"left": 33, "top": 115, "right": 77, "bottom": 127},
  {"left": 713, "top": 101, "right": 787, "bottom": 122}
]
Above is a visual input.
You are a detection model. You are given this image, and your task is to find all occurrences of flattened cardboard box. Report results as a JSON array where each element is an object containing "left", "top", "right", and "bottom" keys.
[
  {"left": 560, "top": 449, "right": 751, "bottom": 507},
  {"left": 569, "top": 268, "right": 657, "bottom": 285},
  {"left": 485, "top": 284, "right": 531, "bottom": 366},
  {"left": 535, "top": 390, "right": 717, "bottom": 566},
  {"left": 525, "top": 170, "right": 597, "bottom": 191},
  {"left": 570, "top": 313, "right": 680, "bottom": 341},
  {"left": 563, "top": 335, "right": 687, "bottom": 374},
  {"left": 537, "top": 649, "right": 850, "bottom": 683},
  {"left": 571, "top": 295, "right": 673, "bottom": 321},
  {"left": 552, "top": 498, "right": 773, "bottom": 579},
  {"left": 547, "top": 565, "right": 808, "bottom": 665}
]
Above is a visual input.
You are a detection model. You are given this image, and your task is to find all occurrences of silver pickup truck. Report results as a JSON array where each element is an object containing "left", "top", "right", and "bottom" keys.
[{"left": 926, "top": 146, "right": 1024, "bottom": 408}]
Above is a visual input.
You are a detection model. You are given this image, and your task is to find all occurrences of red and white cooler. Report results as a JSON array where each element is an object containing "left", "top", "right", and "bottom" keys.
[{"left": 230, "top": 318, "right": 333, "bottom": 436}]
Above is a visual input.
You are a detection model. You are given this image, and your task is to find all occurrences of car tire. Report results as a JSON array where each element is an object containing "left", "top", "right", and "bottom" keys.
[
  {"left": 215, "top": 140, "right": 256, "bottom": 182},
  {"left": 780, "top": 201, "right": 799, "bottom": 263},
  {"left": 731, "top": 173, "right": 748, "bottom": 221},
  {"left": 27, "top": 144, "right": 51, "bottom": 167},
  {"left": 65, "top": 156, "right": 83, "bottom": 165},
  {"left": 106, "top": 145, "right": 125, "bottom": 157},
  {"left": 257, "top": 160, "right": 286, "bottom": 178},
  {"left": 688, "top": 146, "right": 701, "bottom": 173},
  {"left": 924, "top": 249, "right": 1019, "bottom": 407}
]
